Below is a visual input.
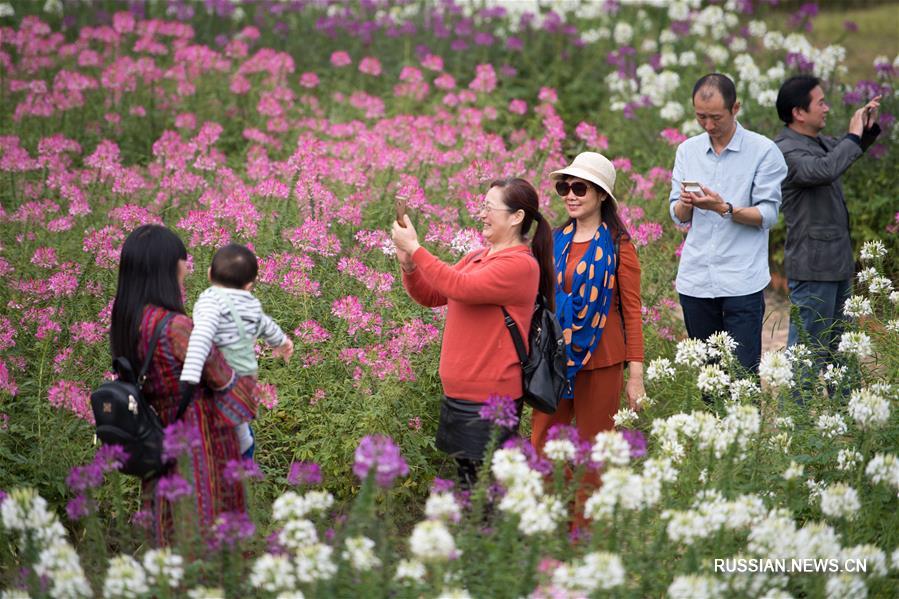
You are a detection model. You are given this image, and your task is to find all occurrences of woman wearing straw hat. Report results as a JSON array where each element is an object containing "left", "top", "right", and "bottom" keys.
[{"left": 531, "top": 152, "right": 645, "bottom": 521}]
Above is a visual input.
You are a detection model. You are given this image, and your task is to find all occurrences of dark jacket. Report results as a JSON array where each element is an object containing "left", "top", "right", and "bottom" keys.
[{"left": 774, "top": 124, "right": 880, "bottom": 281}]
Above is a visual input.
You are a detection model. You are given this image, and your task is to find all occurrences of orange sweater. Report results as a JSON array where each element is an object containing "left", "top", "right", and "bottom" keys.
[
  {"left": 402, "top": 245, "right": 539, "bottom": 402},
  {"left": 562, "top": 237, "right": 644, "bottom": 368}
]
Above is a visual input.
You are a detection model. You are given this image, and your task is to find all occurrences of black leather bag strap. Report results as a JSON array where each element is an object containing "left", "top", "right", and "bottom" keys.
[
  {"left": 501, "top": 307, "right": 528, "bottom": 366},
  {"left": 137, "top": 312, "right": 174, "bottom": 386}
]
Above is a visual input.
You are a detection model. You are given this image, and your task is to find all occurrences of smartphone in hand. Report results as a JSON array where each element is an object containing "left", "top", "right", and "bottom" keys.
[
  {"left": 395, "top": 197, "right": 407, "bottom": 227},
  {"left": 682, "top": 181, "right": 702, "bottom": 194}
]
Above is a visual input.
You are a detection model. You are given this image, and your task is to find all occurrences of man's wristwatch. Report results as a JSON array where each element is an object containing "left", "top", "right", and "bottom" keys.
[{"left": 721, "top": 202, "right": 733, "bottom": 217}]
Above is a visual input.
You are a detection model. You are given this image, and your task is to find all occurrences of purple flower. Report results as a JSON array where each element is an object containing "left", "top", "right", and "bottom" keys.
[
  {"left": 208, "top": 511, "right": 255, "bottom": 552},
  {"left": 0, "top": 490, "right": 6, "bottom": 503},
  {"left": 352, "top": 435, "right": 409, "bottom": 488},
  {"left": 162, "top": 420, "right": 202, "bottom": 462},
  {"left": 478, "top": 394, "right": 519, "bottom": 429},
  {"left": 92, "top": 444, "right": 129, "bottom": 473},
  {"left": 287, "top": 461, "right": 323, "bottom": 486},
  {"left": 223, "top": 458, "right": 264, "bottom": 484},
  {"left": 843, "top": 20, "right": 858, "bottom": 33},
  {"left": 66, "top": 463, "right": 104, "bottom": 493},
  {"left": 501, "top": 437, "right": 552, "bottom": 475},
  {"left": 430, "top": 478, "right": 455, "bottom": 494},
  {"left": 621, "top": 429, "right": 647, "bottom": 459},
  {"left": 155, "top": 473, "right": 193, "bottom": 502},
  {"left": 66, "top": 495, "right": 92, "bottom": 520},
  {"left": 843, "top": 90, "right": 864, "bottom": 106},
  {"left": 267, "top": 530, "right": 287, "bottom": 555},
  {"left": 131, "top": 509, "right": 153, "bottom": 530}
]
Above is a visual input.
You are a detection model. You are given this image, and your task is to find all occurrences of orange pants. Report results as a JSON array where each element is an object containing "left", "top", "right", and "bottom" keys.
[{"left": 531, "top": 364, "right": 624, "bottom": 529}]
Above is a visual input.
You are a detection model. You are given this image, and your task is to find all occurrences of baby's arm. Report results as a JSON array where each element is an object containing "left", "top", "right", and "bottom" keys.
[
  {"left": 180, "top": 291, "right": 223, "bottom": 383},
  {"left": 259, "top": 312, "right": 293, "bottom": 363}
]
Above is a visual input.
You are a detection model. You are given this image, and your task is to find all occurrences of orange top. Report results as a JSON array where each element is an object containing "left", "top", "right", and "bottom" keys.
[
  {"left": 402, "top": 245, "right": 539, "bottom": 401},
  {"left": 562, "top": 236, "right": 644, "bottom": 368}
]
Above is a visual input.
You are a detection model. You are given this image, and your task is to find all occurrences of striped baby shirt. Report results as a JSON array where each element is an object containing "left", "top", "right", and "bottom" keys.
[{"left": 180, "top": 286, "right": 287, "bottom": 384}]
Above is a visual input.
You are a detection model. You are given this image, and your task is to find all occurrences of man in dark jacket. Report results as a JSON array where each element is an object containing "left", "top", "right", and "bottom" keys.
[{"left": 774, "top": 75, "right": 880, "bottom": 386}]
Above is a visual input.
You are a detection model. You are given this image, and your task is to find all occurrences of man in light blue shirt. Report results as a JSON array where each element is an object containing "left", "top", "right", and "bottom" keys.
[{"left": 669, "top": 73, "right": 788, "bottom": 373}]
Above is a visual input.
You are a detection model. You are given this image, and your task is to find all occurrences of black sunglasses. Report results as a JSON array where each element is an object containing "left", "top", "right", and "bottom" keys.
[{"left": 555, "top": 181, "right": 590, "bottom": 197}]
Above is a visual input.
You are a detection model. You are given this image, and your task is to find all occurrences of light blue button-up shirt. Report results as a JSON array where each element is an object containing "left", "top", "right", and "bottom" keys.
[{"left": 669, "top": 122, "right": 787, "bottom": 298}]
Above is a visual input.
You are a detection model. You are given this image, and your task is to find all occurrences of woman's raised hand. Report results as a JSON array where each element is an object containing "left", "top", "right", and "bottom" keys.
[{"left": 391, "top": 214, "right": 421, "bottom": 255}]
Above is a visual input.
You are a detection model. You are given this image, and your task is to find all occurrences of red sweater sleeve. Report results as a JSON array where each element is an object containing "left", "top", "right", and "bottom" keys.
[
  {"left": 401, "top": 266, "right": 448, "bottom": 308},
  {"left": 411, "top": 246, "right": 537, "bottom": 305},
  {"left": 617, "top": 239, "right": 645, "bottom": 363}
]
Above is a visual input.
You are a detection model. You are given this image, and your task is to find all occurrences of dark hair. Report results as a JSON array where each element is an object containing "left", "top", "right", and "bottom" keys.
[
  {"left": 110, "top": 225, "right": 187, "bottom": 369},
  {"left": 489, "top": 178, "right": 555, "bottom": 310},
  {"left": 692, "top": 73, "right": 737, "bottom": 110},
  {"left": 776, "top": 75, "right": 821, "bottom": 124},
  {"left": 210, "top": 243, "right": 258, "bottom": 288},
  {"left": 559, "top": 178, "right": 630, "bottom": 244}
]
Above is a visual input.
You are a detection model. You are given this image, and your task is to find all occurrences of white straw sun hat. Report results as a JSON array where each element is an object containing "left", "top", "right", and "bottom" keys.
[{"left": 550, "top": 152, "right": 618, "bottom": 207}]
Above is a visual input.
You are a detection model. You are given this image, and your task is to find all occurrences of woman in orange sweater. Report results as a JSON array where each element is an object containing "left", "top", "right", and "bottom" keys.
[
  {"left": 391, "top": 178, "right": 555, "bottom": 487},
  {"left": 531, "top": 153, "right": 645, "bottom": 517}
]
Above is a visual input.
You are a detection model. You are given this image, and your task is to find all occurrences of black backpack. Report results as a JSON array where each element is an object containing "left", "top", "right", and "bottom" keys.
[
  {"left": 502, "top": 295, "right": 568, "bottom": 414},
  {"left": 91, "top": 313, "right": 192, "bottom": 479}
]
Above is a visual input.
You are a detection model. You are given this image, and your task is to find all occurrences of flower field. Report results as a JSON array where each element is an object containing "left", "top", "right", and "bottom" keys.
[{"left": 1, "top": 1, "right": 898, "bottom": 597}]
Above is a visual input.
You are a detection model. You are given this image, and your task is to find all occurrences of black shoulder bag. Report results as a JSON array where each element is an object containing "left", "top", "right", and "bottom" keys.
[
  {"left": 91, "top": 312, "right": 193, "bottom": 479},
  {"left": 501, "top": 295, "right": 568, "bottom": 414}
]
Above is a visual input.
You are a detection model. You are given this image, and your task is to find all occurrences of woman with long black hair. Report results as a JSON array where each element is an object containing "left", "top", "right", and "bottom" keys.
[
  {"left": 110, "top": 224, "right": 257, "bottom": 545},
  {"left": 391, "top": 178, "right": 554, "bottom": 487}
]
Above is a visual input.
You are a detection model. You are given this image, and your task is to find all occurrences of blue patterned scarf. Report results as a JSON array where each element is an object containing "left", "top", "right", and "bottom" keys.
[{"left": 553, "top": 222, "right": 617, "bottom": 398}]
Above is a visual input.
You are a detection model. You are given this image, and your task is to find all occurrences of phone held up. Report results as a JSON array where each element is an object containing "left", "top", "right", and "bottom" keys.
[
  {"left": 682, "top": 180, "right": 702, "bottom": 194},
  {"left": 395, "top": 197, "right": 407, "bottom": 227}
]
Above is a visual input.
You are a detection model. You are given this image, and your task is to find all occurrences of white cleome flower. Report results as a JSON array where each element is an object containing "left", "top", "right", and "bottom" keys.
[
  {"left": 409, "top": 520, "right": 456, "bottom": 563},
  {"left": 294, "top": 544, "right": 336, "bottom": 583},
  {"left": 613, "top": 22, "right": 633, "bottom": 45},
  {"left": 868, "top": 276, "right": 894, "bottom": 295},
  {"left": 278, "top": 518, "right": 318, "bottom": 550},
  {"left": 517, "top": 494, "right": 565, "bottom": 536},
  {"left": 837, "top": 449, "right": 864, "bottom": 472},
  {"left": 865, "top": 453, "right": 899, "bottom": 490},
  {"left": 847, "top": 387, "right": 890, "bottom": 430},
  {"left": 142, "top": 548, "right": 184, "bottom": 587},
  {"left": 103, "top": 555, "right": 149, "bottom": 599},
  {"left": 843, "top": 296, "right": 873, "bottom": 318},
  {"left": 544, "top": 438, "right": 577, "bottom": 463},
  {"left": 859, "top": 239, "right": 887, "bottom": 261},
  {"left": 816, "top": 413, "right": 848, "bottom": 439},
  {"left": 675, "top": 338, "right": 708, "bottom": 368},
  {"left": 342, "top": 536, "right": 381, "bottom": 572},
  {"left": 424, "top": 491, "right": 461, "bottom": 523},
  {"left": 697, "top": 364, "right": 730, "bottom": 395},
  {"left": 825, "top": 574, "right": 867, "bottom": 599},
  {"left": 250, "top": 554, "right": 296, "bottom": 593},
  {"left": 819, "top": 483, "right": 861, "bottom": 520},
  {"left": 668, "top": 574, "right": 727, "bottom": 598},
  {"left": 837, "top": 332, "right": 873, "bottom": 360},
  {"left": 856, "top": 266, "right": 879, "bottom": 284},
  {"left": 491, "top": 447, "right": 530, "bottom": 485},
  {"left": 646, "top": 357, "right": 676, "bottom": 382},
  {"left": 783, "top": 461, "right": 804, "bottom": 480},
  {"left": 759, "top": 350, "right": 793, "bottom": 389},
  {"left": 34, "top": 540, "right": 92, "bottom": 598},
  {"left": 591, "top": 430, "right": 632, "bottom": 467},
  {"left": 394, "top": 558, "right": 426, "bottom": 583},
  {"left": 613, "top": 407, "right": 639, "bottom": 428},
  {"left": 660, "top": 101, "right": 685, "bottom": 122},
  {"left": 555, "top": 551, "right": 626, "bottom": 592},
  {"left": 730, "top": 379, "right": 759, "bottom": 403}
]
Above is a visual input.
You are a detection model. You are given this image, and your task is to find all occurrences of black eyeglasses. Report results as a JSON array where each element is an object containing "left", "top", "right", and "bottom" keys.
[{"left": 555, "top": 181, "right": 589, "bottom": 197}]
